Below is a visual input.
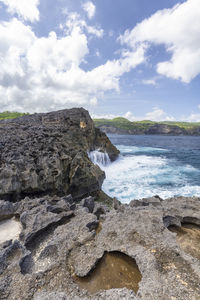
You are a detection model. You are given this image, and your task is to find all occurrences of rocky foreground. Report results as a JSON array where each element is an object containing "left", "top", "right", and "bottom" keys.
[
  {"left": 0, "top": 195, "right": 200, "bottom": 300},
  {"left": 0, "top": 109, "right": 200, "bottom": 300}
]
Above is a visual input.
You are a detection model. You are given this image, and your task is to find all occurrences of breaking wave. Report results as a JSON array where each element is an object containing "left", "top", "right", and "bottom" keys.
[{"left": 91, "top": 136, "right": 200, "bottom": 204}]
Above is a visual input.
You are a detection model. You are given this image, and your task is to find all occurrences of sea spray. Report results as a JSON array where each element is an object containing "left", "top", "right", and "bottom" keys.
[{"left": 88, "top": 150, "right": 111, "bottom": 167}]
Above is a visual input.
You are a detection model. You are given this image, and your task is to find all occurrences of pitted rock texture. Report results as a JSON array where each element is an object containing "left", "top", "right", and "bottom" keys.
[
  {"left": 0, "top": 195, "right": 199, "bottom": 300},
  {"left": 0, "top": 108, "right": 119, "bottom": 201}
]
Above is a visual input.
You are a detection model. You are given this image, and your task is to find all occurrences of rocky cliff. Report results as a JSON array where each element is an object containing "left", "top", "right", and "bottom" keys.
[{"left": 0, "top": 108, "right": 119, "bottom": 201}]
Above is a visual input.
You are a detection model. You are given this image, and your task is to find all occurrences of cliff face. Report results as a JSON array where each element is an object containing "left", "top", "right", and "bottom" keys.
[
  {"left": 0, "top": 108, "right": 119, "bottom": 201},
  {"left": 95, "top": 121, "right": 200, "bottom": 136},
  {"left": 145, "top": 123, "right": 186, "bottom": 135}
]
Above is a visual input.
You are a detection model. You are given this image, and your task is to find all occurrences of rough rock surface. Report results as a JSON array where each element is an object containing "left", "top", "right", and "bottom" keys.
[
  {"left": 0, "top": 108, "right": 119, "bottom": 201},
  {"left": 0, "top": 108, "right": 199, "bottom": 299},
  {"left": 0, "top": 195, "right": 200, "bottom": 300}
]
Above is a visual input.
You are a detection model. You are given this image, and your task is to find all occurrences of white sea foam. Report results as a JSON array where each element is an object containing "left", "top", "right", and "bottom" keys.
[
  {"left": 100, "top": 152, "right": 200, "bottom": 203},
  {"left": 0, "top": 218, "right": 22, "bottom": 244},
  {"left": 88, "top": 150, "right": 111, "bottom": 167},
  {"left": 116, "top": 145, "right": 169, "bottom": 154},
  {"left": 88, "top": 144, "right": 200, "bottom": 203}
]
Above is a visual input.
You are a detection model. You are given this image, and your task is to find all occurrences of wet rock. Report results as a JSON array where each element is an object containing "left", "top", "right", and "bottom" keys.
[{"left": 75, "top": 251, "right": 142, "bottom": 294}]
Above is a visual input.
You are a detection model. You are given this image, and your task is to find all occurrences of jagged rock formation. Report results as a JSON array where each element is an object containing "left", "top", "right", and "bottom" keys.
[
  {"left": 0, "top": 195, "right": 200, "bottom": 299},
  {"left": 0, "top": 108, "right": 119, "bottom": 201}
]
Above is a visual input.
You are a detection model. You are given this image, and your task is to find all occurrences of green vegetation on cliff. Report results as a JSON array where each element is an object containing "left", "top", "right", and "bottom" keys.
[
  {"left": 0, "top": 111, "right": 29, "bottom": 120},
  {"left": 93, "top": 117, "right": 200, "bottom": 135}
]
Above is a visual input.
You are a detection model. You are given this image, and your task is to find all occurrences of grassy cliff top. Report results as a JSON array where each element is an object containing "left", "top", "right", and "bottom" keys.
[
  {"left": 0, "top": 111, "right": 29, "bottom": 120},
  {"left": 93, "top": 117, "right": 200, "bottom": 130}
]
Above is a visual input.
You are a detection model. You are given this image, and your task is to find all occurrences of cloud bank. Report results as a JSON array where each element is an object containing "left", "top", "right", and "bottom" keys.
[
  {"left": 0, "top": 14, "right": 145, "bottom": 112},
  {"left": 120, "top": 0, "right": 200, "bottom": 83},
  {"left": 0, "top": 0, "right": 40, "bottom": 22},
  {"left": 0, "top": 0, "right": 199, "bottom": 113}
]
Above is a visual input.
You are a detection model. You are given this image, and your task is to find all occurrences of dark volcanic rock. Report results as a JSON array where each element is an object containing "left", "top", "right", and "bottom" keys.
[{"left": 0, "top": 108, "right": 119, "bottom": 201}]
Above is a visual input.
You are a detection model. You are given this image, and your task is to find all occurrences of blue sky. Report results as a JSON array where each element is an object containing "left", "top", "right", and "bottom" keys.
[{"left": 0, "top": 0, "right": 199, "bottom": 121}]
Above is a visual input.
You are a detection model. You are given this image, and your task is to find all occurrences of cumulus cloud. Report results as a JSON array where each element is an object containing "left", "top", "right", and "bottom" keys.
[
  {"left": 0, "top": 14, "right": 145, "bottom": 112},
  {"left": 91, "top": 108, "right": 175, "bottom": 122},
  {"left": 182, "top": 105, "right": 200, "bottom": 122},
  {"left": 120, "top": 0, "right": 200, "bottom": 83},
  {"left": 145, "top": 107, "right": 175, "bottom": 121},
  {"left": 123, "top": 111, "right": 137, "bottom": 121},
  {"left": 64, "top": 12, "right": 103, "bottom": 38},
  {"left": 92, "top": 107, "right": 200, "bottom": 123},
  {"left": 184, "top": 113, "right": 200, "bottom": 122},
  {"left": 0, "top": 0, "right": 40, "bottom": 22},
  {"left": 82, "top": 1, "right": 96, "bottom": 19},
  {"left": 91, "top": 113, "right": 119, "bottom": 119}
]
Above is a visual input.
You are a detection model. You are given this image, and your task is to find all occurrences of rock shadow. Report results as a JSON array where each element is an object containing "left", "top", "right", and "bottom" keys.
[{"left": 166, "top": 218, "right": 200, "bottom": 260}]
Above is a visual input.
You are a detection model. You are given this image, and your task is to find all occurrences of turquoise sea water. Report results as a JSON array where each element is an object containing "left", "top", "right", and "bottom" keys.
[{"left": 101, "top": 135, "right": 200, "bottom": 203}]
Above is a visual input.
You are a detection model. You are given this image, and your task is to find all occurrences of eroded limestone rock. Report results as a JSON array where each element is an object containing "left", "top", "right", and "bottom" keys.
[{"left": 0, "top": 196, "right": 199, "bottom": 300}]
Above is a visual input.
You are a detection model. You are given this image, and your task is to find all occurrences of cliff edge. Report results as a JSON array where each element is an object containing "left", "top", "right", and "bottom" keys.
[{"left": 0, "top": 108, "right": 119, "bottom": 201}]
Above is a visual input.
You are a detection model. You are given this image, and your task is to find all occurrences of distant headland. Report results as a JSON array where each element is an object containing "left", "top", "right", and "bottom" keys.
[{"left": 94, "top": 117, "right": 200, "bottom": 135}]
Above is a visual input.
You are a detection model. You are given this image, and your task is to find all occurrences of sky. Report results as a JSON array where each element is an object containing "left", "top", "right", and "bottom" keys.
[{"left": 0, "top": 0, "right": 199, "bottom": 121}]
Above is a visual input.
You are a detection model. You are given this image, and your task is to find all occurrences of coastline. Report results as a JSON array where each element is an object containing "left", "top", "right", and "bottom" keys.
[{"left": 0, "top": 109, "right": 199, "bottom": 299}]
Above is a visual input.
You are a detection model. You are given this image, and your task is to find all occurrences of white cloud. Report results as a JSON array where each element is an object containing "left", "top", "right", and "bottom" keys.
[
  {"left": 0, "top": 0, "right": 40, "bottom": 22},
  {"left": 92, "top": 107, "right": 200, "bottom": 123},
  {"left": 124, "top": 108, "right": 175, "bottom": 122},
  {"left": 182, "top": 105, "right": 200, "bottom": 122},
  {"left": 0, "top": 15, "right": 145, "bottom": 113},
  {"left": 91, "top": 113, "right": 119, "bottom": 119},
  {"left": 82, "top": 1, "right": 96, "bottom": 19},
  {"left": 64, "top": 12, "right": 103, "bottom": 38},
  {"left": 183, "top": 113, "right": 200, "bottom": 122},
  {"left": 124, "top": 111, "right": 137, "bottom": 121},
  {"left": 142, "top": 79, "right": 156, "bottom": 86},
  {"left": 120, "top": 0, "right": 200, "bottom": 83},
  {"left": 95, "top": 50, "right": 100, "bottom": 57},
  {"left": 144, "top": 107, "right": 175, "bottom": 122}
]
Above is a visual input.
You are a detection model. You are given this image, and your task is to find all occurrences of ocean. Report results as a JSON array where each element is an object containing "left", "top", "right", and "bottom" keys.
[{"left": 97, "top": 134, "right": 200, "bottom": 203}]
